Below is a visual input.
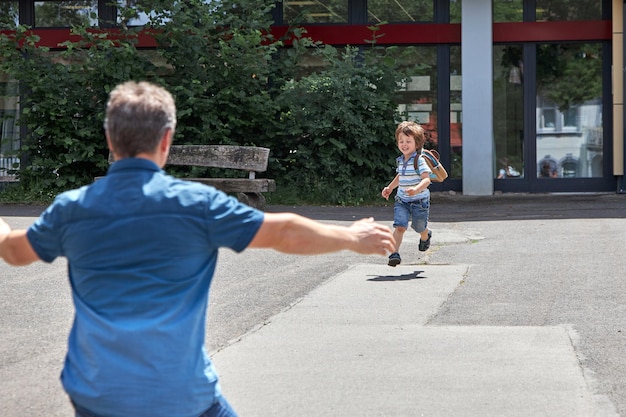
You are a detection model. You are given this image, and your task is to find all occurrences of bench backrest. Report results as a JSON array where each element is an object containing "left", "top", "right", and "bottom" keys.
[
  {"left": 108, "top": 145, "right": 271, "bottom": 179},
  {"left": 166, "top": 145, "right": 270, "bottom": 173}
]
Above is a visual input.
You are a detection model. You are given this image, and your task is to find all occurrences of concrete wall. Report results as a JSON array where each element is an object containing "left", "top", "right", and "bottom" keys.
[
  {"left": 613, "top": 0, "right": 624, "bottom": 176},
  {"left": 461, "top": 0, "right": 494, "bottom": 195}
]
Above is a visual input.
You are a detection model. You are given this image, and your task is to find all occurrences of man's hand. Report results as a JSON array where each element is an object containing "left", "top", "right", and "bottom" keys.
[
  {"left": 347, "top": 217, "right": 396, "bottom": 255},
  {"left": 0, "top": 217, "right": 11, "bottom": 238},
  {"left": 0, "top": 218, "right": 39, "bottom": 266}
]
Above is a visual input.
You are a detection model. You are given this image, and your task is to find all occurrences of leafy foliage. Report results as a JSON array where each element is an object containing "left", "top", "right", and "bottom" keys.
[
  {"left": 0, "top": 23, "right": 157, "bottom": 195},
  {"left": 537, "top": 44, "right": 602, "bottom": 111},
  {"left": 130, "top": 0, "right": 283, "bottom": 146},
  {"left": 273, "top": 44, "right": 410, "bottom": 204},
  {"left": 0, "top": 1, "right": 410, "bottom": 205},
  {"left": 0, "top": 2, "right": 18, "bottom": 29}
]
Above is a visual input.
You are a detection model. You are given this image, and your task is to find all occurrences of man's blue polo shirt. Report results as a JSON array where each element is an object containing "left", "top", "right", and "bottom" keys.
[{"left": 27, "top": 158, "right": 264, "bottom": 417}]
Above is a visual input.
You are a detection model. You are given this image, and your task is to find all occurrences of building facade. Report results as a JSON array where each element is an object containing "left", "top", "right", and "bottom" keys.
[{"left": 1, "top": 0, "right": 624, "bottom": 194}]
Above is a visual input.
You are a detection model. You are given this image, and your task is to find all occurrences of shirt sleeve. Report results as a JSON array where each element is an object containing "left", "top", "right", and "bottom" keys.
[
  {"left": 418, "top": 154, "right": 432, "bottom": 176},
  {"left": 26, "top": 198, "right": 66, "bottom": 263},
  {"left": 203, "top": 190, "right": 265, "bottom": 253}
]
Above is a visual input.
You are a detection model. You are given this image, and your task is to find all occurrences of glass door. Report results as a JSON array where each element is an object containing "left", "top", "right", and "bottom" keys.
[
  {"left": 494, "top": 45, "right": 524, "bottom": 181},
  {"left": 535, "top": 43, "right": 603, "bottom": 180},
  {"left": 495, "top": 41, "right": 611, "bottom": 192}
]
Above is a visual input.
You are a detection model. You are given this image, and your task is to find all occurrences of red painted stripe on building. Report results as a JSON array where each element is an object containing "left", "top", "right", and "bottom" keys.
[
  {"left": 272, "top": 23, "right": 461, "bottom": 45},
  {"left": 493, "top": 20, "right": 611, "bottom": 43},
  {"left": 0, "top": 20, "right": 611, "bottom": 49}
]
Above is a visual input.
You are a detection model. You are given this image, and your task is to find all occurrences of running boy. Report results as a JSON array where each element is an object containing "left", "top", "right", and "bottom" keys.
[{"left": 381, "top": 121, "right": 432, "bottom": 266}]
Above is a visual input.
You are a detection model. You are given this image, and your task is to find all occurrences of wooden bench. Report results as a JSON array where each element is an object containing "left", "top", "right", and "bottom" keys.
[
  {"left": 102, "top": 145, "right": 275, "bottom": 209},
  {"left": 165, "top": 145, "right": 275, "bottom": 209}
]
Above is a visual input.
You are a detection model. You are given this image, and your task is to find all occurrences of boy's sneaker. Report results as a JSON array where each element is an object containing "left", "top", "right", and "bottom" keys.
[
  {"left": 388, "top": 252, "right": 401, "bottom": 267},
  {"left": 419, "top": 230, "right": 432, "bottom": 252}
]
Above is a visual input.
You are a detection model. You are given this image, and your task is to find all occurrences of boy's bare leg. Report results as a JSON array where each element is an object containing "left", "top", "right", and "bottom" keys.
[{"left": 392, "top": 227, "right": 406, "bottom": 252}]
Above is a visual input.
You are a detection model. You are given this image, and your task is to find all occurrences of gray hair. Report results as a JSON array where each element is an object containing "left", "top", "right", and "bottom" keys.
[{"left": 104, "top": 81, "right": 177, "bottom": 158}]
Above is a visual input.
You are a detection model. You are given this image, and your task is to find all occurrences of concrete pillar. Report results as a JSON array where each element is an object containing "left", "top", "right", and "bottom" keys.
[
  {"left": 613, "top": 0, "right": 624, "bottom": 177},
  {"left": 461, "top": 0, "right": 494, "bottom": 195}
]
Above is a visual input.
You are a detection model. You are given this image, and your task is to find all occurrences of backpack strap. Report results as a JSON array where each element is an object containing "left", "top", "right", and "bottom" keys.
[
  {"left": 413, "top": 153, "right": 419, "bottom": 171},
  {"left": 416, "top": 150, "right": 441, "bottom": 169},
  {"left": 413, "top": 149, "right": 440, "bottom": 171}
]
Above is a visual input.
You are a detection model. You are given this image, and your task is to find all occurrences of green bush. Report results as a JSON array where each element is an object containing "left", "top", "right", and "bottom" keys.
[
  {"left": 0, "top": 1, "right": 412, "bottom": 205},
  {"left": 0, "top": 24, "right": 158, "bottom": 196},
  {"left": 272, "top": 44, "right": 408, "bottom": 205}
]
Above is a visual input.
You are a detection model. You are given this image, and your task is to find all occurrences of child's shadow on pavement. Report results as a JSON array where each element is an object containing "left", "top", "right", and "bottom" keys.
[{"left": 367, "top": 270, "right": 426, "bottom": 282}]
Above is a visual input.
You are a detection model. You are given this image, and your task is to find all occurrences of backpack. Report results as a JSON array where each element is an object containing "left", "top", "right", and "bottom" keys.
[{"left": 414, "top": 149, "right": 448, "bottom": 182}]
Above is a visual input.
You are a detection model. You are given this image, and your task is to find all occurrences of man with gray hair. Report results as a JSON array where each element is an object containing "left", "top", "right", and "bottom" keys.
[{"left": 0, "top": 81, "right": 395, "bottom": 417}]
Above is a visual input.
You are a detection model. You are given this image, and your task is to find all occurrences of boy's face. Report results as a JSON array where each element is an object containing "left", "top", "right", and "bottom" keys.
[{"left": 396, "top": 132, "right": 417, "bottom": 158}]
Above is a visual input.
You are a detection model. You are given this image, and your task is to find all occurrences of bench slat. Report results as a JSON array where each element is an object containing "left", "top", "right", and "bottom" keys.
[
  {"left": 167, "top": 145, "right": 270, "bottom": 172},
  {"left": 102, "top": 144, "right": 274, "bottom": 209},
  {"left": 185, "top": 178, "right": 276, "bottom": 193}
]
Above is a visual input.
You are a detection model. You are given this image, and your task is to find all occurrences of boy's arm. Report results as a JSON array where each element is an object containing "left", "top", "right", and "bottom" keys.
[
  {"left": 406, "top": 172, "right": 432, "bottom": 196},
  {"left": 381, "top": 174, "right": 400, "bottom": 199},
  {"left": 248, "top": 213, "right": 395, "bottom": 256},
  {"left": 0, "top": 218, "right": 40, "bottom": 266}
]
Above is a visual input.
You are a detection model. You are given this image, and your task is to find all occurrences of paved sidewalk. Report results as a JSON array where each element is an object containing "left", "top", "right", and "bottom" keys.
[
  {"left": 2, "top": 193, "right": 625, "bottom": 416},
  {"left": 213, "top": 263, "right": 603, "bottom": 417},
  {"left": 212, "top": 197, "right": 626, "bottom": 417}
]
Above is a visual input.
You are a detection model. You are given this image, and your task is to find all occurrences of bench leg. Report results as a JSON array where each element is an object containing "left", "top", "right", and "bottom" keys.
[{"left": 237, "top": 192, "right": 266, "bottom": 210}]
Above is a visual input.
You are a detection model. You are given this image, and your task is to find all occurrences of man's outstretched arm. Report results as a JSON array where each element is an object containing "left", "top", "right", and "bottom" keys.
[
  {"left": 0, "top": 218, "right": 40, "bottom": 266},
  {"left": 248, "top": 212, "right": 395, "bottom": 256}
]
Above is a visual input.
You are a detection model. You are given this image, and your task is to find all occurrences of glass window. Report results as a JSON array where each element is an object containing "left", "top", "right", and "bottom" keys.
[
  {"left": 392, "top": 45, "right": 460, "bottom": 177},
  {"left": 562, "top": 107, "right": 579, "bottom": 130},
  {"left": 117, "top": 0, "right": 155, "bottom": 27},
  {"left": 536, "top": 0, "right": 602, "bottom": 21},
  {"left": 0, "top": 1, "right": 18, "bottom": 29},
  {"left": 368, "top": 0, "right": 433, "bottom": 24},
  {"left": 494, "top": 0, "right": 523, "bottom": 22},
  {"left": 393, "top": 46, "right": 441, "bottom": 162},
  {"left": 535, "top": 43, "right": 603, "bottom": 178},
  {"left": 449, "top": 0, "right": 461, "bottom": 23},
  {"left": 450, "top": 45, "right": 461, "bottom": 178},
  {"left": 283, "top": 0, "right": 348, "bottom": 24},
  {"left": 494, "top": 45, "right": 524, "bottom": 179},
  {"left": 34, "top": 0, "right": 98, "bottom": 28},
  {"left": 395, "top": 47, "right": 436, "bottom": 125},
  {"left": 0, "top": 76, "right": 20, "bottom": 176},
  {"left": 538, "top": 107, "right": 556, "bottom": 130}
]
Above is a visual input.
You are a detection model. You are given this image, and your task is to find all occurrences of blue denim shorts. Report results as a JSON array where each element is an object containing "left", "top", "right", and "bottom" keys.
[
  {"left": 72, "top": 396, "right": 238, "bottom": 417},
  {"left": 393, "top": 195, "right": 430, "bottom": 233}
]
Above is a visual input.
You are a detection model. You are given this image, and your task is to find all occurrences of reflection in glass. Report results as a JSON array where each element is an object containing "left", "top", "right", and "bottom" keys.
[
  {"left": 368, "top": 0, "right": 433, "bottom": 23},
  {"left": 35, "top": 0, "right": 98, "bottom": 27},
  {"left": 536, "top": 43, "right": 603, "bottom": 178},
  {"left": 283, "top": 0, "right": 348, "bottom": 24},
  {"left": 450, "top": 46, "right": 462, "bottom": 178},
  {"left": 494, "top": 0, "right": 523, "bottom": 22},
  {"left": 118, "top": 0, "right": 152, "bottom": 27},
  {"left": 393, "top": 46, "right": 461, "bottom": 178},
  {"left": 394, "top": 47, "right": 438, "bottom": 156},
  {"left": 494, "top": 45, "right": 524, "bottom": 179},
  {"left": 0, "top": 2, "right": 18, "bottom": 29},
  {"left": 536, "top": 0, "right": 601, "bottom": 21},
  {"left": 0, "top": 77, "right": 20, "bottom": 176},
  {"left": 449, "top": 0, "right": 461, "bottom": 23}
]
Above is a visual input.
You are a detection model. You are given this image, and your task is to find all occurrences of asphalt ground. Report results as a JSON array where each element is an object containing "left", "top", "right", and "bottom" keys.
[{"left": 1, "top": 192, "right": 626, "bottom": 416}]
